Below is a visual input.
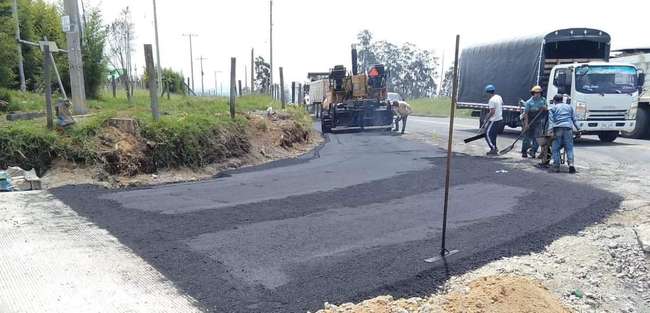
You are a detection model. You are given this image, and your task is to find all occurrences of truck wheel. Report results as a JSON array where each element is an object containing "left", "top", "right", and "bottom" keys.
[
  {"left": 321, "top": 120, "right": 332, "bottom": 133},
  {"left": 598, "top": 131, "right": 619, "bottom": 143},
  {"left": 622, "top": 106, "right": 650, "bottom": 139}
]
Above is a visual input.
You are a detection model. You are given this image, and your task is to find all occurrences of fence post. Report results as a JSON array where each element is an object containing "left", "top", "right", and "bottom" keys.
[
  {"left": 238, "top": 80, "right": 242, "bottom": 97},
  {"left": 230, "top": 57, "right": 236, "bottom": 119},
  {"left": 279, "top": 67, "right": 285, "bottom": 109},
  {"left": 144, "top": 44, "right": 160, "bottom": 121}
]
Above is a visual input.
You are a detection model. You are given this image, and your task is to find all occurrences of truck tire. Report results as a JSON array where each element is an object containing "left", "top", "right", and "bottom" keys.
[
  {"left": 321, "top": 120, "right": 332, "bottom": 133},
  {"left": 622, "top": 105, "right": 650, "bottom": 139},
  {"left": 598, "top": 131, "right": 619, "bottom": 143}
]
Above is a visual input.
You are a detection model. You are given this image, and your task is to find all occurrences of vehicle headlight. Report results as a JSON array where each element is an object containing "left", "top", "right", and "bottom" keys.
[
  {"left": 628, "top": 102, "right": 638, "bottom": 120},
  {"left": 576, "top": 101, "right": 587, "bottom": 119}
]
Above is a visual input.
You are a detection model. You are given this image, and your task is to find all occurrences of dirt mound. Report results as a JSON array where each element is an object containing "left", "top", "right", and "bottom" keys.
[
  {"left": 443, "top": 276, "right": 571, "bottom": 313},
  {"left": 316, "top": 275, "right": 571, "bottom": 313}
]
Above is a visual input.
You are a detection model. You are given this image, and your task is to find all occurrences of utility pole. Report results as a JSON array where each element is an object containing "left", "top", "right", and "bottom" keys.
[
  {"left": 43, "top": 43, "right": 53, "bottom": 130},
  {"left": 279, "top": 67, "right": 285, "bottom": 108},
  {"left": 196, "top": 56, "right": 207, "bottom": 96},
  {"left": 250, "top": 48, "right": 255, "bottom": 93},
  {"left": 182, "top": 33, "right": 197, "bottom": 91},
  {"left": 439, "top": 51, "right": 445, "bottom": 97},
  {"left": 269, "top": 0, "right": 273, "bottom": 95},
  {"left": 11, "top": 0, "right": 26, "bottom": 92},
  {"left": 244, "top": 65, "right": 248, "bottom": 91},
  {"left": 229, "top": 58, "right": 236, "bottom": 119},
  {"left": 152, "top": 0, "right": 162, "bottom": 90},
  {"left": 63, "top": 0, "right": 87, "bottom": 114},
  {"left": 214, "top": 71, "right": 217, "bottom": 96}
]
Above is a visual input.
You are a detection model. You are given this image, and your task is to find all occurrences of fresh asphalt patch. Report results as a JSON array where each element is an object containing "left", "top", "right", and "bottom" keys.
[{"left": 51, "top": 131, "right": 622, "bottom": 313}]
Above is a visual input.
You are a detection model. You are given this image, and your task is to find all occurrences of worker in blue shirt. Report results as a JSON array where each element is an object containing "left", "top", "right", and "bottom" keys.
[
  {"left": 548, "top": 94, "right": 579, "bottom": 174},
  {"left": 521, "top": 86, "right": 547, "bottom": 158}
]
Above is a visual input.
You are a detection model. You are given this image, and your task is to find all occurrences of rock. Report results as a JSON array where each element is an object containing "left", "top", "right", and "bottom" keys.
[
  {"left": 634, "top": 224, "right": 650, "bottom": 253},
  {"left": 608, "top": 242, "right": 619, "bottom": 249}
]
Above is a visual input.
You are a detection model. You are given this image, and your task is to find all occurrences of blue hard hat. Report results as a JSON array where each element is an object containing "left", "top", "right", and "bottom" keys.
[{"left": 485, "top": 84, "right": 496, "bottom": 93}]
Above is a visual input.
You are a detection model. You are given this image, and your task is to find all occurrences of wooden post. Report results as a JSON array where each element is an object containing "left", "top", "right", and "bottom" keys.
[
  {"left": 144, "top": 44, "right": 160, "bottom": 121},
  {"left": 279, "top": 67, "right": 285, "bottom": 109},
  {"left": 43, "top": 43, "right": 53, "bottom": 130},
  {"left": 238, "top": 80, "right": 242, "bottom": 97},
  {"left": 299, "top": 83, "right": 303, "bottom": 108},
  {"left": 229, "top": 57, "right": 236, "bottom": 119},
  {"left": 166, "top": 81, "right": 171, "bottom": 100},
  {"left": 251, "top": 48, "right": 255, "bottom": 93},
  {"left": 291, "top": 81, "right": 296, "bottom": 104},
  {"left": 111, "top": 75, "right": 117, "bottom": 98}
]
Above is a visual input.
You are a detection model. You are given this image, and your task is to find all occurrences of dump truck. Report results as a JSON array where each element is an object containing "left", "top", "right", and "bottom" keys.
[
  {"left": 612, "top": 49, "right": 650, "bottom": 139},
  {"left": 320, "top": 47, "right": 393, "bottom": 133},
  {"left": 458, "top": 28, "right": 644, "bottom": 142}
]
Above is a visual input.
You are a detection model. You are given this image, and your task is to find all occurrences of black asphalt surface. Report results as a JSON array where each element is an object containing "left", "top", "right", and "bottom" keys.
[{"left": 52, "top": 126, "right": 622, "bottom": 313}]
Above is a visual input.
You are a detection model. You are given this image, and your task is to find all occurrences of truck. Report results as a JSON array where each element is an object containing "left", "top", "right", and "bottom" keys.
[
  {"left": 458, "top": 28, "right": 644, "bottom": 142},
  {"left": 612, "top": 49, "right": 650, "bottom": 139},
  {"left": 319, "top": 47, "right": 393, "bottom": 133}
]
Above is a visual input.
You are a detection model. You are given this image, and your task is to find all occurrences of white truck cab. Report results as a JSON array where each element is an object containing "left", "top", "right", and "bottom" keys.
[{"left": 547, "top": 62, "right": 643, "bottom": 142}]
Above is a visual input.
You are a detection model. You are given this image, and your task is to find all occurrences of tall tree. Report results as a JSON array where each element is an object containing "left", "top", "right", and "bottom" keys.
[
  {"left": 440, "top": 66, "right": 454, "bottom": 97},
  {"left": 82, "top": 6, "right": 107, "bottom": 99},
  {"left": 107, "top": 7, "right": 134, "bottom": 102},
  {"left": 254, "top": 56, "right": 271, "bottom": 93}
]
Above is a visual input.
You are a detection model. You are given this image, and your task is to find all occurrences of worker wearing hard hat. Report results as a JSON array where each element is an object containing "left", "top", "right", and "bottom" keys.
[
  {"left": 483, "top": 84, "right": 503, "bottom": 156},
  {"left": 392, "top": 100, "right": 413, "bottom": 134},
  {"left": 521, "top": 85, "right": 547, "bottom": 159}
]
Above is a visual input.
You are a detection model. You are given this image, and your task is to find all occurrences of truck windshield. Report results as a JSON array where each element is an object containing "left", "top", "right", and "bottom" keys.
[{"left": 575, "top": 65, "right": 637, "bottom": 94}]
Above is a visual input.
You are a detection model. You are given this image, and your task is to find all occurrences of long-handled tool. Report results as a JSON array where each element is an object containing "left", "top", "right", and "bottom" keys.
[
  {"left": 463, "top": 120, "right": 488, "bottom": 144},
  {"left": 498, "top": 110, "right": 545, "bottom": 155}
]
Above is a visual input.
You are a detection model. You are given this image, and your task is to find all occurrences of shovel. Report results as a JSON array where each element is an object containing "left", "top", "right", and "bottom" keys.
[{"left": 499, "top": 111, "right": 544, "bottom": 155}]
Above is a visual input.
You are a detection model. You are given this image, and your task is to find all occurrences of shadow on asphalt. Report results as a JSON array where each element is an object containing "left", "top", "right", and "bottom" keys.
[{"left": 50, "top": 138, "right": 623, "bottom": 313}]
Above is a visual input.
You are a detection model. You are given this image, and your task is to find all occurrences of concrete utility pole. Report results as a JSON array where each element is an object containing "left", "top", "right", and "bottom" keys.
[
  {"left": 250, "top": 48, "right": 255, "bottom": 93},
  {"left": 196, "top": 56, "right": 207, "bottom": 96},
  {"left": 269, "top": 0, "right": 273, "bottom": 95},
  {"left": 152, "top": 0, "right": 162, "bottom": 90},
  {"left": 11, "top": 0, "right": 26, "bottom": 92},
  {"left": 182, "top": 33, "right": 197, "bottom": 91},
  {"left": 244, "top": 65, "right": 248, "bottom": 91},
  {"left": 63, "top": 0, "right": 87, "bottom": 114}
]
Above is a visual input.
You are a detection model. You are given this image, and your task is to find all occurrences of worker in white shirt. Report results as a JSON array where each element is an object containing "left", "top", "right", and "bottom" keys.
[{"left": 482, "top": 84, "right": 503, "bottom": 156}]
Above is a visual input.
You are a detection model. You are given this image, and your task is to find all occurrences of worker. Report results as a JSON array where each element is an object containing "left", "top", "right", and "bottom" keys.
[
  {"left": 521, "top": 85, "right": 547, "bottom": 158},
  {"left": 392, "top": 100, "right": 413, "bottom": 134},
  {"left": 483, "top": 84, "right": 503, "bottom": 156},
  {"left": 548, "top": 94, "right": 579, "bottom": 174}
]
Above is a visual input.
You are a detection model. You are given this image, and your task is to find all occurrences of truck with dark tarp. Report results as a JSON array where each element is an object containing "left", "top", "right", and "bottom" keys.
[
  {"left": 612, "top": 49, "right": 650, "bottom": 139},
  {"left": 458, "top": 28, "right": 644, "bottom": 142}
]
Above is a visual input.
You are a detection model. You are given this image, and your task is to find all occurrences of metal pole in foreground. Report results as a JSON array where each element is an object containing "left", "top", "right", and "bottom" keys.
[
  {"left": 425, "top": 35, "right": 461, "bottom": 263},
  {"left": 144, "top": 44, "right": 160, "bottom": 121},
  {"left": 229, "top": 58, "right": 236, "bottom": 119}
]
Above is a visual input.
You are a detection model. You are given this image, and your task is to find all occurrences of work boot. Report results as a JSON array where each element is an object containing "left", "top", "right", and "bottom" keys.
[
  {"left": 486, "top": 149, "right": 499, "bottom": 156},
  {"left": 521, "top": 152, "right": 528, "bottom": 158},
  {"left": 550, "top": 165, "right": 560, "bottom": 173},
  {"left": 569, "top": 166, "right": 576, "bottom": 174}
]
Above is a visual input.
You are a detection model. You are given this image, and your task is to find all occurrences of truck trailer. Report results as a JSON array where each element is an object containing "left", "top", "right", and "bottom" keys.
[
  {"left": 458, "top": 28, "right": 643, "bottom": 142},
  {"left": 612, "top": 49, "right": 650, "bottom": 139}
]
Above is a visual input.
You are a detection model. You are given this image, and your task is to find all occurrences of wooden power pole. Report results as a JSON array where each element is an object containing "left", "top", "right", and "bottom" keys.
[
  {"left": 279, "top": 67, "right": 285, "bottom": 108},
  {"left": 250, "top": 48, "right": 255, "bottom": 93}
]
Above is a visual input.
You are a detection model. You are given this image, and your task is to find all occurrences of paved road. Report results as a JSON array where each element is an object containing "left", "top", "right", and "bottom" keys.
[{"left": 51, "top": 122, "right": 626, "bottom": 312}]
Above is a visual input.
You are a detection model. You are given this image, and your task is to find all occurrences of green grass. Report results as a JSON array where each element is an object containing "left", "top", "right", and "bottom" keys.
[
  {"left": 0, "top": 89, "right": 298, "bottom": 175},
  {"left": 409, "top": 97, "right": 473, "bottom": 118}
]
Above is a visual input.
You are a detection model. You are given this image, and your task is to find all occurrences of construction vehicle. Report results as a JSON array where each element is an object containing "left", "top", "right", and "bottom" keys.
[
  {"left": 319, "top": 47, "right": 394, "bottom": 133},
  {"left": 458, "top": 28, "right": 644, "bottom": 142},
  {"left": 612, "top": 49, "right": 650, "bottom": 138}
]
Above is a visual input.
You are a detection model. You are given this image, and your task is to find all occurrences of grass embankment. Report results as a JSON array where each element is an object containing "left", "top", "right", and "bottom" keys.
[
  {"left": 408, "top": 97, "right": 473, "bottom": 118},
  {"left": 0, "top": 89, "right": 309, "bottom": 176}
]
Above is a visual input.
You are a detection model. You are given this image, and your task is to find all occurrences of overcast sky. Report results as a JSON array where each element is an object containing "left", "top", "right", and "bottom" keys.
[{"left": 83, "top": 0, "right": 650, "bottom": 92}]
